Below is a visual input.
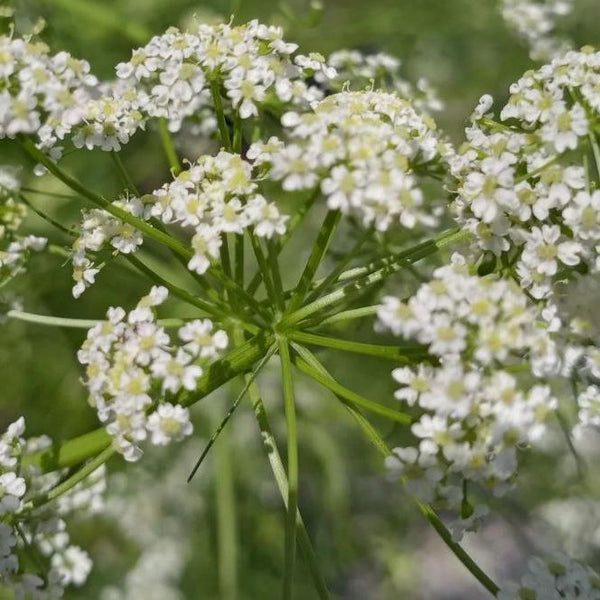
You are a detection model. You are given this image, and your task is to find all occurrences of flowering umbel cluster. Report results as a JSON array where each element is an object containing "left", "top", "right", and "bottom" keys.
[
  {"left": 0, "top": 418, "right": 104, "bottom": 598},
  {"left": 378, "top": 254, "right": 558, "bottom": 539},
  {"left": 71, "top": 151, "right": 287, "bottom": 297},
  {"left": 451, "top": 48, "right": 600, "bottom": 301},
  {"left": 0, "top": 35, "right": 97, "bottom": 153},
  {"left": 113, "top": 20, "right": 331, "bottom": 131},
  {"left": 501, "top": 0, "right": 574, "bottom": 60},
  {"left": 3, "top": 8, "right": 600, "bottom": 599},
  {"left": 250, "top": 90, "right": 451, "bottom": 232},
  {"left": 318, "top": 50, "right": 443, "bottom": 114},
  {"left": 77, "top": 286, "right": 228, "bottom": 461}
]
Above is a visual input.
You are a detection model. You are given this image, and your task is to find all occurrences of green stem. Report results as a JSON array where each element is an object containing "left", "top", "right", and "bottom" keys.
[
  {"left": 7, "top": 310, "right": 184, "bottom": 330},
  {"left": 334, "top": 227, "right": 462, "bottom": 284},
  {"left": 219, "top": 236, "right": 233, "bottom": 302},
  {"left": 246, "top": 188, "right": 320, "bottom": 296},
  {"left": 215, "top": 425, "right": 238, "bottom": 600},
  {"left": 240, "top": 358, "right": 330, "bottom": 598},
  {"left": 232, "top": 111, "right": 243, "bottom": 155},
  {"left": 7, "top": 310, "right": 100, "bottom": 329},
  {"left": 417, "top": 505, "right": 499, "bottom": 596},
  {"left": 293, "top": 354, "right": 411, "bottom": 425},
  {"left": 249, "top": 234, "right": 278, "bottom": 307},
  {"left": 19, "top": 194, "right": 75, "bottom": 237},
  {"left": 211, "top": 80, "right": 232, "bottom": 151},
  {"left": 20, "top": 137, "right": 193, "bottom": 260},
  {"left": 268, "top": 239, "right": 286, "bottom": 312},
  {"left": 209, "top": 260, "right": 272, "bottom": 323},
  {"left": 278, "top": 337, "right": 298, "bottom": 599},
  {"left": 280, "top": 229, "right": 469, "bottom": 329},
  {"left": 111, "top": 153, "right": 139, "bottom": 195},
  {"left": 287, "top": 211, "right": 341, "bottom": 313},
  {"left": 20, "top": 187, "right": 77, "bottom": 200},
  {"left": 517, "top": 154, "right": 561, "bottom": 183},
  {"left": 124, "top": 253, "right": 239, "bottom": 327},
  {"left": 305, "top": 228, "right": 370, "bottom": 303},
  {"left": 157, "top": 119, "right": 182, "bottom": 175},
  {"left": 589, "top": 133, "right": 600, "bottom": 182},
  {"left": 555, "top": 409, "right": 587, "bottom": 481},
  {"left": 291, "top": 345, "right": 499, "bottom": 597},
  {"left": 235, "top": 232, "right": 245, "bottom": 288},
  {"left": 289, "top": 331, "right": 428, "bottom": 363},
  {"left": 30, "top": 445, "right": 116, "bottom": 509}
]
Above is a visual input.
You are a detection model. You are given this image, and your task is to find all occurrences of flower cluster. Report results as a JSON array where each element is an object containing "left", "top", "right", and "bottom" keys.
[
  {"left": 77, "top": 286, "right": 228, "bottom": 461},
  {"left": 0, "top": 35, "right": 97, "bottom": 153},
  {"left": 1, "top": 20, "right": 334, "bottom": 157},
  {"left": 0, "top": 167, "right": 46, "bottom": 282},
  {"left": 451, "top": 48, "right": 600, "bottom": 300},
  {"left": 71, "top": 196, "right": 144, "bottom": 298},
  {"left": 113, "top": 20, "right": 329, "bottom": 133},
  {"left": 0, "top": 417, "right": 103, "bottom": 598},
  {"left": 319, "top": 50, "right": 443, "bottom": 114},
  {"left": 378, "top": 254, "right": 558, "bottom": 538},
  {"left": 249, "top": 90, "right": 451, "bottom": 232},
  {"left": 498, "top": 554, "right": 600, "bottom": 599},
  {"left": 69, "top": 81, "right": 145, "bottom": 152},
  {"left": 501, "top": 0, "right": 574, "bottom": 60},
  {"left": 71, "top": 151, "right": 287, "bottom": 296}
]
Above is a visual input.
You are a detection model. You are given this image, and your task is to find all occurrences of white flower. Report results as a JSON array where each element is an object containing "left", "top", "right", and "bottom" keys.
[
  {"left": 178, "top": 320, "right": 228, "bottom": 359},
  {"left": 151, "top": 349, "right": 203, "bottom": 394},
  {"left": 498, "top": 553, "right": 600, "bottom": 600},
  {"left": 520, "top": 225, "right": 582, "bottom": 276},
  {"left": 51, "top": 545, "right": 92, "bottom": 586},
  {"left": 0, "top": 472, "right": 25, "bottom": 515},
  {"left": 501, "top": 0, "right": 574, "bottom": 60},
  {"left": 146, "top": 403, "right": 193, "bottom": 446}
]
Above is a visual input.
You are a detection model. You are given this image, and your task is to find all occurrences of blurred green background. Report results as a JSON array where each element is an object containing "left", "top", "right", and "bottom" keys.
[{"left": 2, "top": 0, "right": 600, "bottom": 598}]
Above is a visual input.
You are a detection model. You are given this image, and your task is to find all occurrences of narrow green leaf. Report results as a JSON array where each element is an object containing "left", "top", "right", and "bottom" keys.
[
  {"left": 278, "top": 337, "right": 298, "bottom": 599},
  {"left": 29, "top": 446, "right": 115, "bottom": 509},
  {"left": 187, "top": 345, "right": 277, "bottom": 481},
  {"left": 244, "top": 374, "right": 330, "bottom": 599},
  {"left": 294, "top": 355, "right": 411, "bottom": 425},
  {"left": 289, "top": 331, "right": 429, "bottom": 363},
  {"left": 280, "top": 229, "right": 470, "bottom": 329},
  {"left": 246, "top": 188, "right": 320, "bottom": 296},
  {"left": 287, "top": 210, "right": 341, "bottom": 312}
]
